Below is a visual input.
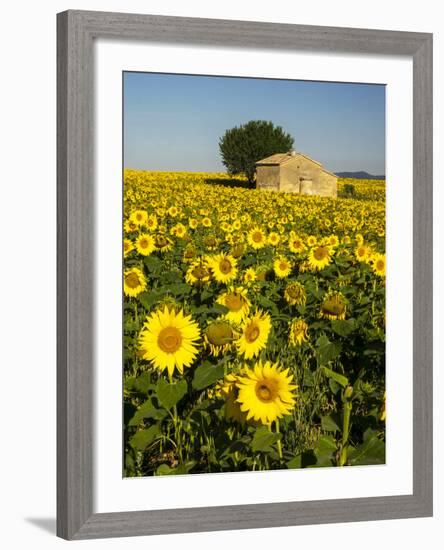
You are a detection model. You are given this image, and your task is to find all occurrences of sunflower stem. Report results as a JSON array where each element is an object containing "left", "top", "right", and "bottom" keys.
[{"left": 275, "top": 419, "right": 283, "bottom": 461}]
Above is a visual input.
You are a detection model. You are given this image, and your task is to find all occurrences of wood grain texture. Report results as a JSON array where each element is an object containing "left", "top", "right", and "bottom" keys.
[{"left": 56, "top": 9, "right": 433, "bottom": 540}]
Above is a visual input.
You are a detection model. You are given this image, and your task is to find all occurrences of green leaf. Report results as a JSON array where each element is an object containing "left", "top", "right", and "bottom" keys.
[
  {"left": 317, "top": 341, "right": 342, "bottom": 365},
  {"left": 138, "top": 291, "right": 162, "bottom": 310},
  {"left": 331, "top": 319, "right": 355, "bottom": 337},
  {"left": 287, "top": 455, "right": 302, "bottom": 469},
  {"left": 167, "top": 283, "right": 191, "bottom": 296},
  {"left": 322, "top": 366, "right": 348, "bottom": 388},
  {"left": 156, "top": 378, "right": 188, "bottom": 410},
  {"left": 348, "top": 429, "right": 385, "bottom": 465},
  {"left": 156, "top": 461, "right": 197, "bottom": 476},
  {"left": 251, "top": 426, "right": 281, "bottom": 453},
  {"left": 321, "top": 415, "right": 340, "bottom": 432},
  {"left": 314, "top": 435, "right": 337, "bottom": 466},
  {"left": 192, "top": 362, "right": 225, "bottom": 390},
  {"left": 128, "top": 400, "right": 167, "bottom": 426},
  {"left": 125, "top": 372, "right": 152, "bottom": 394},
  {"left": 129, "top": 425, "right": 160, "bottom": 450},
  {"left": 143, "top": 255, "right": 163, "bottom": 272}
]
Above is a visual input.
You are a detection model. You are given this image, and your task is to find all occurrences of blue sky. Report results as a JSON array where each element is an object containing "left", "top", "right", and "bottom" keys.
[{"left": 123, "top": 72, "right": 385, "bottom": 175}]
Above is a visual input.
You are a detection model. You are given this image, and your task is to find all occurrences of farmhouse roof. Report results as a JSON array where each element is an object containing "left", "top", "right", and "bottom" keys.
[{"left": 255, "top": 151, "right": 337, "bottom": 178}]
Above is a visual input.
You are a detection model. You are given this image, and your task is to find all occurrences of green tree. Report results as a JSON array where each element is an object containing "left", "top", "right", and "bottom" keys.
[{"left": 219, "top": 120, "right": 294, "bottom": 186}]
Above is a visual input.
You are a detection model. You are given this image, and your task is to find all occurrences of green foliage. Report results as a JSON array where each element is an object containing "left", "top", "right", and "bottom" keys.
[
  {"left": 218, "top": 120, "right": 294, "bottom": 184},
  {"left": 156, "top": 378, "right": 187, "bottom": 410}
]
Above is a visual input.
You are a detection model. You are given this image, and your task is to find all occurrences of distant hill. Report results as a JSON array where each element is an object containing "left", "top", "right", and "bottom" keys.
[{"left": 335, "top": 171, "right": 385, "bottom": 180}]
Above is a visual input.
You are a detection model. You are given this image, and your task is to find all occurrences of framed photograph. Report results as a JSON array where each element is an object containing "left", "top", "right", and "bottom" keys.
[{"left": 57, "top": 10, "right": 433, "bottom": 540}]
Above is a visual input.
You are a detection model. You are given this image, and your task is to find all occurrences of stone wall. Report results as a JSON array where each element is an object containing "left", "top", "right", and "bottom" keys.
[
  {"left": 256, "top": 165, "right": 280, "bottom": 191},
  {"left": 255, "top": 154, "right": 337, "bottom": 198}
]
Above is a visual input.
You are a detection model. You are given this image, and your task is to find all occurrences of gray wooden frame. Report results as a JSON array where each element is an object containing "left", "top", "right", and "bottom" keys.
[{"left": 57, "top": 9, "right": 433, "bottom": 540}]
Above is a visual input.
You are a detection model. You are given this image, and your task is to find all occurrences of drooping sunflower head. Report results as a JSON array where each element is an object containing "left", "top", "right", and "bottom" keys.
[
  {"left": 182, "top": 244, "right": 197, "bottom": 263},
  {"left": 185, "top": 258, "right": 211, "bottom": 286},
  {"left": 230, "top": 243, "right": 245, "bottom": 259},
  {"left": 203, "top": 235, "right": 219, "bottom": 251},
  {"left": 123, "top": 267, "right": 147, "bottom": 297},
  {"left": 154, "top": 234, "right": 173, "bottom": 253},
  {"left": 209, "top": 253, "right": 238, "bottom": 283},
  {"left": 217, "top": 373, "right": 248, "bottom": 424},
  {"left": 284, "top": 281, "right": 307, "bottom": 306},
  {"left": 308, "top": 245, "right": 332, "bottom": 271},
  {"left": 139, "top": 306, "right": 201, "bottom": 377},
  {"left": 135, "top": 233, "right": 156, "bottom": 256},
  {"left": 236, "top": 361, "right": 297, "bottom": 425},
  {"left": 236, "top": 310, "right": 272, "bottom": 359},
  {"left": 216, "top": 286, "right": 250, "bottom": 323},
  {"left": 371, "top": 253, "right": 386, "bottom": 277},
  {"left": 273, "top": 256, "right": 293, "bottom": 279},
  {"left": 204, "top": 320, "right": 237, "bottom": 356},
  {"left": 320, "top": 291, "right": 347, "bottom": 321},
  {"left": 288, "top": 318, "right": 309, "bottom": 347}
]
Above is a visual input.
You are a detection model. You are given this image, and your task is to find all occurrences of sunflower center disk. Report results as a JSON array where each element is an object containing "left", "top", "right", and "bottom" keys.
[
  {"left": 192, "top": 266, "right": 207, "bottom": 279},
  {"left": 252, "top": 232, "right": 262, "bottom": 243},
  {"left": 245, "top": 324, "right": 260, "bottom": 342},
  {"left": 314, "top": 246, "right": 328, "bottom": 260},
  {"left": 255, "top": 381, "right": 277, "bottom": 403},
  {"left": 225, "top": 294, "right": 243, "bottom": 311},
  {"left": 219, "top": 259, "right": 232, "bottom": 274},
  {"left": 125, "top": 272, "right": 141, "bottom": 289},
  {"left": 157, "top": 327, "right": 182, "bottom": 353}
]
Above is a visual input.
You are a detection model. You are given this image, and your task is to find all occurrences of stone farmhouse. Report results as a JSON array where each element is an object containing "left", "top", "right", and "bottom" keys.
[{"left": 255, "top": 150, "right": 337, "bottom": 197}]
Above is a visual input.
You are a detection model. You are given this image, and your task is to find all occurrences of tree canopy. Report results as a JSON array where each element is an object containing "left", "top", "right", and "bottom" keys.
[{"left": 219, "top": 120, "right": 294, "bottom": 185}]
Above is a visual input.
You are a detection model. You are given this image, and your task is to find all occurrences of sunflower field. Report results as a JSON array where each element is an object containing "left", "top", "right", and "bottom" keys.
[{"left": 123, "top": 170, "right": 386, "bottom": 476}]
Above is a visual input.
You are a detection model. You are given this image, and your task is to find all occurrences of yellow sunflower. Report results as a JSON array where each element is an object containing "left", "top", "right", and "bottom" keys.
[
  {"left": 135, "top": 233, "right": 155, "bottom": 256},
  {"left": 139, "top": 306, "right": 201, "bottom": 377},
  {"left": 274, "top": 256, "right": 293, "bottom": 278},
  {"left": 243, "top": 267, "right": 257, "bottom": 285},
  {"left": 284, "top": 281, "right": 307, "bottom": 306},
  {"left": 236, "top": 310, "right": 271, "bottom": 359},
  {"left": 247, "top": 227, "right": 267, "bottom": 249},
  {"left": 288, "top": 318, "right": 309, "bottom": 346},
  {"left": 306, "top": 235, "right": 317, "bottom": 247},
  {"left": 307, "top": 245, "right": 332, "bottom": 271},
  {"left": 268, "top": 232, "right": 280, "bottom": 246},
  {"left": 146, "top": 214, "right": 158, "bottom": 232},
  {"left": 355, "top": 244, "right": 372, "bottom": 263},
  {"left": 236, "top": 361, "right": 297, "bottom": 425},
  {"left": 123, "top": 267, "right": 147, "bottom": 297},
  {"left": 217, "top": 286, "right": 250, "bottom": 323},
  {"left": 204, "top": 320, "right": 237, "bottom": 356},
  {"left": 320, "top": 291, "right": 347, "bottom": 320},
  {"left": 288, "top": 235, "right": 305, "bottom": 254},
  {"left": 129, "top": 209, "right": 148, "bottom": 227},
  {"left": 209, "top": 253, "right": 238, "bottom": 283},
  {"left": 123, "top": 238, "right": 134, "bottom": 257},
  {"left": 185, "top": 258, "right": 211, "bottom": 286},
  {"left": 371, "top": 253, "right": 386, "bottom": 277}
]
